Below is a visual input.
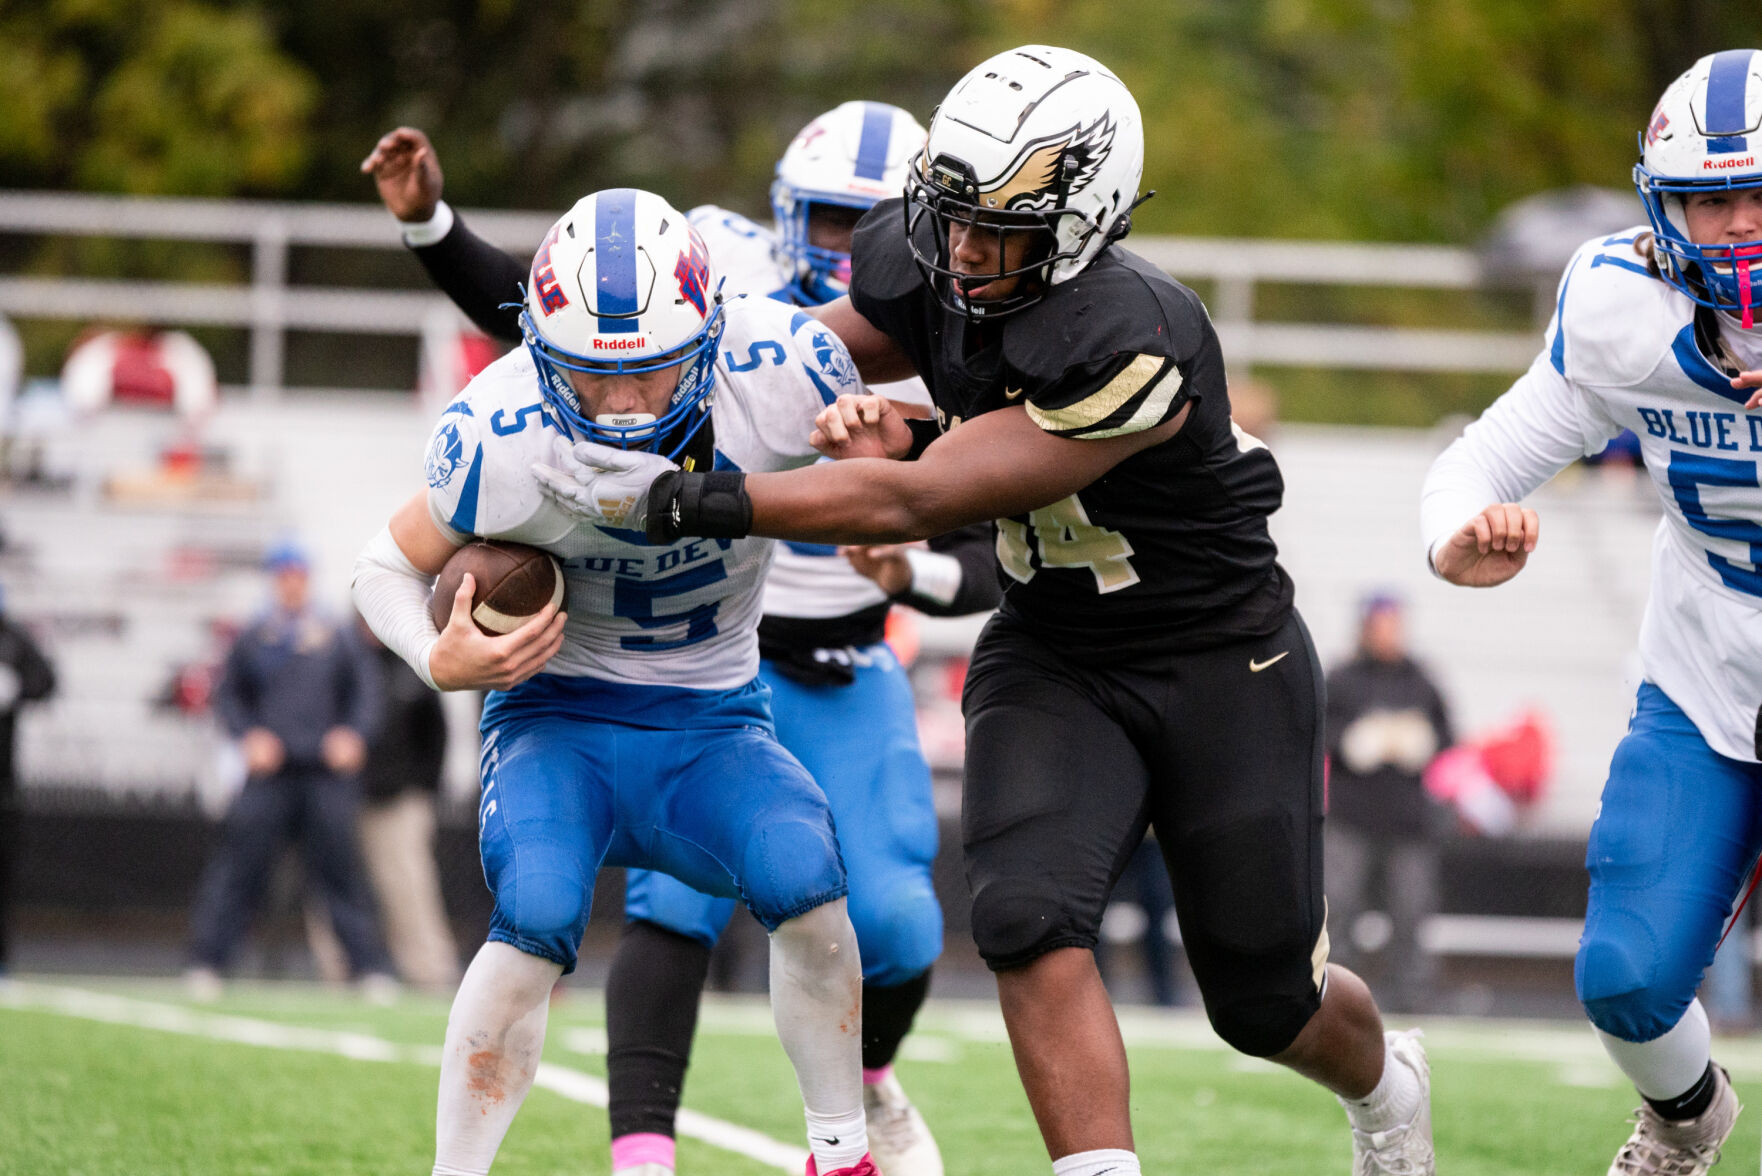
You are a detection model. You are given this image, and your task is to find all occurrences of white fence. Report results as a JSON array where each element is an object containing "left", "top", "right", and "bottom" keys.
[{"left": 0, "top": 189, "right": 1545, "bottom": 393}]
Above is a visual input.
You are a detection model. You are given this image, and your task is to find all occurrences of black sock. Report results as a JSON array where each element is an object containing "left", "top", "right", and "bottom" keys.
[
  {"left": 1644, "top": 1062, "right": 1717, "bottom": 1122},
  {"left": 606, "top": 920, "right": 713, "bottom": 1139},
  {"left": 862, "top": 968, "right": 932, "bottom": 1072}
]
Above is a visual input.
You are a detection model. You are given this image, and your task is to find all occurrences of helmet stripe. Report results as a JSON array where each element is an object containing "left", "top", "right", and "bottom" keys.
[
  {"left": 853, "top": 103, "right": 894, "bottom": 181},
  {"left": 1705, "top": 49, "right": 1753, "bottom": 153},
  {"left": 594, "top": 188, "right": 642, "bottom": 333}
]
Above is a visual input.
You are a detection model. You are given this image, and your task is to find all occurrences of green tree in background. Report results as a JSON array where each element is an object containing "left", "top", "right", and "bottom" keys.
[{"left": 0, "top": 0, "right": 315, "bottom": 196}]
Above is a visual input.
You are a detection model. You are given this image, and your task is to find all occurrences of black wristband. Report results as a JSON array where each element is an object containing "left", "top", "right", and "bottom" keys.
[
  {"left": 645, "top": 470, "right": 752, "bottom": 544},
  {"left": 903, "top": 416, "right": 941, "bottom": 462}
]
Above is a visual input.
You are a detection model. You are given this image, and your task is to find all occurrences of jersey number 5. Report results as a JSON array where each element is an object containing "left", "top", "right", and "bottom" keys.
[
  {"left": 1668, "top": 450, "right": 1762, "bottom": 598},
  {"left": 996, "top": 493, "right": 1140, "bottom": 594}
]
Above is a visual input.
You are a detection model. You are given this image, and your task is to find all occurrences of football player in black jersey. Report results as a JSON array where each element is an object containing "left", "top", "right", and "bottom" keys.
[{"left": 534, "top": 45, "right": 1435, "bottom": 1175}]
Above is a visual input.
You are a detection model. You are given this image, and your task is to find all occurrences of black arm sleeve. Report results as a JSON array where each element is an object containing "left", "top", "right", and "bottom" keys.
[
  {"left": 901, "top": 523, "right": 1002, "bottom": 617},
  {"left": 411, "top": 212, "right": 529, "bottom": 343},
  {"left": 5, "top": 623, "right": 54, "bottom": 703}
]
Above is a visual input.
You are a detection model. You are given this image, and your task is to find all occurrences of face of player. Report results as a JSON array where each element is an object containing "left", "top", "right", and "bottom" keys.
[
  {"left": 807, "top": 203, "right": 865, "bottom": 253},
  {"left": 1361, "top": 607, "right": 1406, "bottom": 663},
  {"left": 564, "top": 362, "right": 684, "bottom": 424},
  {"left": 273, "top": 565, "right": 310, "bottom": 614},
  {"left": 1683, "top": 188, "right": 1762, "bottom": 249},
  {"left": 946, "top": 215, "right": 1041, "bottom": 303}
]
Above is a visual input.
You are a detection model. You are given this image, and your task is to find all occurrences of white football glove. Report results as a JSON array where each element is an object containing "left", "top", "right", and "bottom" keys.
[{"left": 532, "top": 436, "right": 677, "bottom": 530}]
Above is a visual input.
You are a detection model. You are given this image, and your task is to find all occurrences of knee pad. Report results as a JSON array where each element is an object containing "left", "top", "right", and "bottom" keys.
[
  {"left": 740, "top": 814, "right": 846, "bottom": 931},
  {"left": 1204, "top": 991, "right": 1320, "bottom": 1058},
  {"left": 848, "top": 874, "right": 943, "bottom": 986},
  {"left": 507, "top": 867, "right": 591, "bottom": 941},
  {"left": 1577, "top": 924, "right": 1692, "bottom": 1043},
  {"left": 970, "top": 875, "right": 1086, "bottom": 970}
]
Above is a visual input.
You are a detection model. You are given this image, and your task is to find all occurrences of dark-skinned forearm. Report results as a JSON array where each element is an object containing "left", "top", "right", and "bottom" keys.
[{"left": 744, "top": 458, "right": 972, "bottom": 544}]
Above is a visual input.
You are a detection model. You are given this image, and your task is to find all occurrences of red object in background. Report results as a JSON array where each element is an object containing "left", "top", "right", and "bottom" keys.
[
  {"left": 1477, "top": 709, "right": 1553, "bottom": 805},
  {"left": 1424, "top": 708, "right": 1555, "bottom": 836},
  {"left": 458, "top": 333, "right": 499, "bottom": 381},
  {"left": 884, "top": 607, "right": 920, "bottom": 667},
  {"left": 110, "top": 333, "right": 178, "bottom": 406}
]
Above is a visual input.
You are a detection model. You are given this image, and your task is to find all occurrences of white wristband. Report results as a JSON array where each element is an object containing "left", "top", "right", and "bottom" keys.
[
  {"left": 400, "top": 200, "right": 456, "bottom": 248},
  {"left": 352, "top": 526, "right": 442, "bottom": 689},
  {"left": 903, "top": 548, "right": 962, "bottom": 607}
]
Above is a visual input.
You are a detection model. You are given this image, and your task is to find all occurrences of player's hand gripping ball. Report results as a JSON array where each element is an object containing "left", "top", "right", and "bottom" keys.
[{"left": 428, "top": 540, "right": 563, "bottom": 636}]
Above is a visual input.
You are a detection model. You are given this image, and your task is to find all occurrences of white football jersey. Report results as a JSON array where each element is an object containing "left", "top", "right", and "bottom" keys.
[
  {"left": 690, "top": 204, "right": 933, "bottom": 620},
  {"left": 423, "top": 296, "right": 863, "bottom": 690},
  {"left": 1423, "top": 227, "right": 1762, "bottom": 763}
]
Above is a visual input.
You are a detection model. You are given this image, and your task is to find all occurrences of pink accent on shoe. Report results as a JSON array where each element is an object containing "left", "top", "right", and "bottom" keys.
[
  {"left": 862, "top": 1064, "right": 893, "bottom": 1086},
  {"left": 611, "top": 1132, "right": 675, "bottom": 1171},
  {"left": 805, "top": 1154, "right": 879, "bottom": 1176}
]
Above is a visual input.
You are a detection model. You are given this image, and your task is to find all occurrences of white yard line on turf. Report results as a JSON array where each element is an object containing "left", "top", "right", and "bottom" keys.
[{"left": 0, "top": 981, "right": 806, "bottom": 1173}]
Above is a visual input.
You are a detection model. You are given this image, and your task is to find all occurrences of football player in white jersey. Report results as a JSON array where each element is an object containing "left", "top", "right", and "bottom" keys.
[
  {"left": 364, "top": 103, "right": 993, "bottom": 1176},
  {"left": 1423, "top": 49, "right": 1762, "bottom": 1176},
  {"left": 353, "top": 188, "right": 883, "bottom": 1176}
]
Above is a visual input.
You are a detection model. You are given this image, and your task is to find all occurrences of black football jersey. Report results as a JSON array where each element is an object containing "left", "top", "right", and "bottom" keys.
[{"left": 849, "top": 199, "right": 1294, "bottom": 659}]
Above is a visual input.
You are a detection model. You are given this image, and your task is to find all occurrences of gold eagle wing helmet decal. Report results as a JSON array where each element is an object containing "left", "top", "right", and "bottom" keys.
[{"left": 978, "top": 115, "right": 1118, "bottom": 212}]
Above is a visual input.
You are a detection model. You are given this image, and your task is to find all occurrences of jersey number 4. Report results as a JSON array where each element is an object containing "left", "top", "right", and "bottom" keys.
[{"left": 996, "top": 493, "right": 1141, "bottom": 594}]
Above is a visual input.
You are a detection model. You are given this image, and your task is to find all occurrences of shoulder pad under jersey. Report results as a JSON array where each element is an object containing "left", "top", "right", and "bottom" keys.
[
  {"left": 423, "top": 349, "right": 554, "bottom": 540},
  {"left": 688, "top": 204, "right": 789, "bottom": 302},
  {"left": 1550, "top": 227, "right": 1689, "bottom": 388}
]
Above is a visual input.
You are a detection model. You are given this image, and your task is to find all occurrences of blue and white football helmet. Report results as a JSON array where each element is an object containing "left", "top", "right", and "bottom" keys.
[
  {"left": 1635, "top": 49, "right": 1762, "bottom": 327},
  {"left": 518, "top": 187, "right": 725, "bottom": 460},
  {"left": 771, "top": 101, "right": 926, "bottom": 305}
]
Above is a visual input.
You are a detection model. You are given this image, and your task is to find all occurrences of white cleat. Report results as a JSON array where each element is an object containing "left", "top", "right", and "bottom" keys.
[
  {"left": 1350, "top": 1029, "right": 1434, "bottom": 1175},
  {"left": 864, "top": 1070, "right": 943, "bottom": 1176},
  {"left": 611, "top": 1166, "right": 673, "bottom": 1176},
  {"left": 1606, "top": 1064, "right": 1740, "bottom": 1175},
  {"left": 183, "top": 967, "right": 223, "bottom": 1003}
]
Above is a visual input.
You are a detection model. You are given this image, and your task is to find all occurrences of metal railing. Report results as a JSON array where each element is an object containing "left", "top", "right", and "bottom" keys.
[{"left": 0, "top": 189, "right": 1543, "bottom": 394}]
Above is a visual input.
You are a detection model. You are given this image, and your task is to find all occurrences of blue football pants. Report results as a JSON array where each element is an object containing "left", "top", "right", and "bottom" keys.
[
  {"left": 625, "top": 644, "right": 942, "bottom": 985},
  {"left": 1576, "top": 682, "right": 1762, "bottom": 1042}
]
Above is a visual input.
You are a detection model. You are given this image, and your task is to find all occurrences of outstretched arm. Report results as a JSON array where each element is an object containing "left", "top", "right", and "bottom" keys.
[
  {"left": 361, "top": 126, "right": 527, "bottom": 343},
  {"left": 742, "top": 401, "right": 1187, "bottom": 543}
]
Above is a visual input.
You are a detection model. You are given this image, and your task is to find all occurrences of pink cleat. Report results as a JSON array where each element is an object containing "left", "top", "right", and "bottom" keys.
[{"left": 806, "top": 1154, "right": 881, "bottom": 1176}]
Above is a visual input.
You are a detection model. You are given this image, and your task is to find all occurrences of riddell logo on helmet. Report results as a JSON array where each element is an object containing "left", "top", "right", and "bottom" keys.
[
  {"left": 592, "top": 337, "right": 650, "bottom": 350},
  {"left": 1703, "top": 156, "right": 1756, "bottom": 170}
]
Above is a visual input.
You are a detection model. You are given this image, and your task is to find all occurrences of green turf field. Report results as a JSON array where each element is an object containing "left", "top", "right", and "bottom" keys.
[{"left": 5, "top": 976, "right": 1761, "bottom": 1175}]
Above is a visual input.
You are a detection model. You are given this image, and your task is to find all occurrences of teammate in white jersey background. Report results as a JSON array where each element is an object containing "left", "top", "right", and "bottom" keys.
[
  {"left": 353, "top": 188, "right": 884, "bottom": 1176},
  {"left": 362, "top": 103, "right": 997, "bottom": 1176},
  {"left": 1422, "top": 49, "right": 1762, "bottom": 1176}
]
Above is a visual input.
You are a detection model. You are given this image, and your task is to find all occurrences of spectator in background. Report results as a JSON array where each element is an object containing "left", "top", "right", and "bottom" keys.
[
  {"left": 354, "top": 615, "right": 461, "bottom": 992},
  {"left": 185, "top": 541, "right": 394, "bottom": 999},
  {"left": 1325, "top": 592, "right": 1454, "bottom": 1014},
  {"left": 60, "top": 324, "right": 217, "bottom": 418},
  {"left": 0, "top": 585, "right": 55, "bottom": 975}
]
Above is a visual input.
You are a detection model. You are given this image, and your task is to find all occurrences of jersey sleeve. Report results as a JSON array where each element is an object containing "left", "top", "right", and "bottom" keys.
[
  {"left": 848, "top": 199, "right": 924, "bottom": 343},
  {"left": 422, "top": 383, "right": 568, "bottom": 544},
  {"left": 1420, "top": 345, "right": 1622, "bottom": 561},
  {"left": 1022, "top": 349, "right": 1187, "bottom": 440},
  {"left": 767, "top": 308, "right": 869, "bottom": 467}
]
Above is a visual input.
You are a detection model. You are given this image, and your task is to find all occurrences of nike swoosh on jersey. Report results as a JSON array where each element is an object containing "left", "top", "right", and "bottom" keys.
[
  {"left": 1003, "top": 386, "right": 1025, "bottom": 400},
  {"left": 1249, "top": 651, "right": 1289, "bottom": 672}
]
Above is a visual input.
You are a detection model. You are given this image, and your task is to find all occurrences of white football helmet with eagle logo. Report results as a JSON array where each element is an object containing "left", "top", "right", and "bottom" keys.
[
  {"left": 517, "top": 187, "right": 725, "bottom": 461},
  {"left": 906, "top": 44, "right": 1144, "bottom": 317}
]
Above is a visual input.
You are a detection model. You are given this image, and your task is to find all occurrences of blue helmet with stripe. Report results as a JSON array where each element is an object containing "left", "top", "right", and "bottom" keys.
[
  {"left": 770, "top": 102, "right": 926, "bottom": 305},
  {"left": 1635, "top": 50, "right": 1762, "bottom": 327},
  {"left": 518, "top": 188, "right": 725, "bottom": 462}
]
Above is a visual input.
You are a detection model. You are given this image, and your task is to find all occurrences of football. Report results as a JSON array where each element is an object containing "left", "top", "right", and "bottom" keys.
[{"left": 428, "top": 540, "right": 564, "bottom": 636}]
